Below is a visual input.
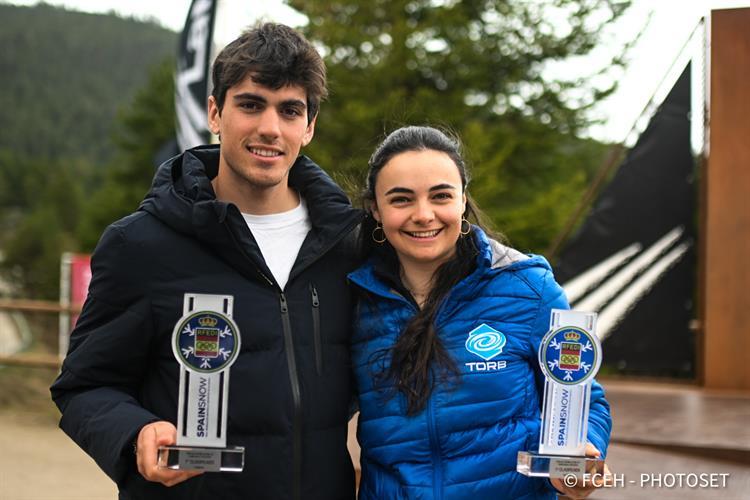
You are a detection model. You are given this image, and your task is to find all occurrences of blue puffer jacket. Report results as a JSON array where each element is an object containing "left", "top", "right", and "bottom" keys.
[{"left": 349, "top": 228, "right": 611, "bottom": 499}]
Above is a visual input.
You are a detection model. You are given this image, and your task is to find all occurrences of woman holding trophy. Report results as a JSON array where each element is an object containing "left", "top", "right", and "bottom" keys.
[{"left": 349, "top": 126, "right": 611, "bottom": 499}]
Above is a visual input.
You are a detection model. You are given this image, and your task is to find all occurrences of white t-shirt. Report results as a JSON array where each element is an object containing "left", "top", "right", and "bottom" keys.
[{"left": 242, "top": 199, "right": 311, "bottom": 290}]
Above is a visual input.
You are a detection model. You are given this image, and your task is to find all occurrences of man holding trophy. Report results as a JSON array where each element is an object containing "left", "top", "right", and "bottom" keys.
[{"left": 51, "top": 23, "right": 362, "bottom": 499}]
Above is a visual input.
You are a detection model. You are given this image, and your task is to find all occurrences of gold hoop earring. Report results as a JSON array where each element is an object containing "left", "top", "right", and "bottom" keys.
[
  {"left": 460, "top": 218, "right": 471, "bottom": 236},
  {"left": 372, "top": 223, "right": 387, "bottom": 244}
]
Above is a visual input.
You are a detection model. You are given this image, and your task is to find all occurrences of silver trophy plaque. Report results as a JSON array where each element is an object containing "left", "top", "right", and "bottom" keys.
[
  {"left": 158, "top": 293, "right": 245, "bottom": 472},
  {"left": 517, "top": 309, "right": 604, "bottom": 479}
]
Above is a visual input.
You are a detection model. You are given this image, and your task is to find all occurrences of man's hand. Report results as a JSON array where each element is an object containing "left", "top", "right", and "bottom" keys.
[
  {"left": 135, "top": 421, "right": 203, "bottom": 487},
  {"left": 550, "top": 443, "right": 611, "bottom": 499}
]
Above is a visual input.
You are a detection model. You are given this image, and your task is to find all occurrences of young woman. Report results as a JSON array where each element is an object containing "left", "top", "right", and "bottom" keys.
[{"left": 349, "top": 126, "right": 611, "bottom": 499}]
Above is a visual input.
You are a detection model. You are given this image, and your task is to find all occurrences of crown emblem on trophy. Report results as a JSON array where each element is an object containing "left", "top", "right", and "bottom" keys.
[
  {"left": 198, "top": 316, "right": 218, "bottom": 327},
  {"left": 563, "top": 330, "right": 581, "bottom": 341}
]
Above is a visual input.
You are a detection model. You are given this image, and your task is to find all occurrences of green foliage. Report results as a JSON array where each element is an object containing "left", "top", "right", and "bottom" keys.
[
  {"left": 289, "top": 0, "right": 626, "bottom": 251},
  {"left": 1, "top": 58, "right": 176, "bottom": 298},
  {"left": 0, "top": 155, "right": 82, "bottom": 299},
  {"left": 0, "top": 1, "right": 629, "bottom": 299},
  {"left": 0, "top": 4, "right": 177, "bottom": 299},
  {"left": 77, "top": 58, "right": 176, "bottom": 250},
  {"left": 0, "top": 3, "right": 176, "bottom": 164}
]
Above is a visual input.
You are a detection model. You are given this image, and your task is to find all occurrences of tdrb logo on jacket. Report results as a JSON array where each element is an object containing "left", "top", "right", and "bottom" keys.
[{"left": 464, "top": 324, "right": 508, "bottom": 372}]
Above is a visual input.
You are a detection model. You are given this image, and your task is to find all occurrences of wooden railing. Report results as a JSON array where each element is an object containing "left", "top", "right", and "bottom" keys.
[
  {"left": 0, "top": 353, "right": 61, "bottom": 368},
  {"left": 0, "top": 299, "right": 81, "bottom": 314},
  {"left": 0, "top": 299, "right": 80, "bottom": 368}
]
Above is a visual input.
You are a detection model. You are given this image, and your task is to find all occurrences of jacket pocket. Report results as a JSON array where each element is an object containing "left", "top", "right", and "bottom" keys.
[{"left": 310, "top": 283, "right": 322, "bottom": 375}]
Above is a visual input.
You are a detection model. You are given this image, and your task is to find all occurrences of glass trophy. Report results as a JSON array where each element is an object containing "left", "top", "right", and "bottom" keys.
[
  {"left": 158, "top": 293, "right": 245, "bottom": 472},
  {"left": 517, "top": 309, "right": 604, "bottom": 479}
]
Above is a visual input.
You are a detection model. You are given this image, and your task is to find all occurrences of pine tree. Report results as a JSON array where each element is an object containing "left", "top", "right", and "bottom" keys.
[{"left": 289, "top": 0, "right": 629, "bottom": 250}]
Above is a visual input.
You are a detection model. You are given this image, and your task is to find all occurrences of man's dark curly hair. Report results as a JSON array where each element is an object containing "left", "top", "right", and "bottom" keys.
[{"left": 211, "top": 22, "right": 327, "bottom": 123}]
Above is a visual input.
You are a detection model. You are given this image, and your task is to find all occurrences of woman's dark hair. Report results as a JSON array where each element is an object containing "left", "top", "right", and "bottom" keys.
[{"left": 362, "top": 126, "right": 491, "bottom": 415}]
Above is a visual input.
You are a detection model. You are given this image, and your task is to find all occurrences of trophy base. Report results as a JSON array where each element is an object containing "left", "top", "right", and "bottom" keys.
[
  {"left": 517, "top": 451, "right": 604, "bottom": 479},
  {"left": 158, "top": 445, "right": 245, "bottom": 472}
]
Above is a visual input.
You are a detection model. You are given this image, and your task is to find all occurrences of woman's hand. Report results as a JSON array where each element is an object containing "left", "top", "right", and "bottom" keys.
[{"left": 549, "top": 443, "right": 611, "bottom": 499}]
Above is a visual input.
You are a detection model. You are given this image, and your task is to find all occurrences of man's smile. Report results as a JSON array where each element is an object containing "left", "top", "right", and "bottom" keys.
[{"left": 247, "top": 146, "right": 283, "bottom": 158}]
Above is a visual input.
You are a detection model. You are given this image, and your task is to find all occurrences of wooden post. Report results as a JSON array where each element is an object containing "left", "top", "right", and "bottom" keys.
[{"left": 702, "top": 8, "right": 750, "bottom": 390}]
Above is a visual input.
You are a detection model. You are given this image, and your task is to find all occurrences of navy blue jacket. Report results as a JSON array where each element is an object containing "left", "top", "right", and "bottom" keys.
[
  {"left": 51, "top": 146, "right": 363, "bottom": 500},
  {"left": 349, "top": 229, "right": 611, "bottom": 499}
]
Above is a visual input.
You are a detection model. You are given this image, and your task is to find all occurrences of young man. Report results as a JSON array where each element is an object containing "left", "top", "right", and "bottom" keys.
[{"left": 51, "top": 23, "right": 362, "bottom": 499}]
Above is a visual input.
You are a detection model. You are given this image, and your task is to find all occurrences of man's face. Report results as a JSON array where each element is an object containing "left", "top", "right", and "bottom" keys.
[{"left": 208, "top": 75, "right": 316, "bottom": 192}]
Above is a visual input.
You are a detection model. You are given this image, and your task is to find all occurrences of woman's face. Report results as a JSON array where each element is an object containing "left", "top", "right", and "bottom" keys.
[{"left": 372, "top": 149, "right": 467, "bottom": 272}]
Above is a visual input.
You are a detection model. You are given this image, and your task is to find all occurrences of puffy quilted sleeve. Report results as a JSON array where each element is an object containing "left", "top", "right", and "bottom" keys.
[{"left": 50, "top": 223, "right": 161, "bottom": 485}]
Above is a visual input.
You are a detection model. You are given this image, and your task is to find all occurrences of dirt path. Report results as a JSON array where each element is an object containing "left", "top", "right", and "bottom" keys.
[
  {"left": 2, "top": 410, "right": 749, "bottom": 499},
  {"left": 0, "top": 364, "right": 359, "bottom": 500},
  {"left": 0, "top": 412, "right": 359, "bottom": 500},
  {"left": 0, "top": 413, "right": 116, "bottom": 500},
  {"left": 2, "top": 370, "right": 748, "bottom": 500}
]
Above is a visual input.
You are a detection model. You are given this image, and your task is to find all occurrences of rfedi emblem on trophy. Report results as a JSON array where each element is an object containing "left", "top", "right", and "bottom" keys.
[
  {"left": 517, "top": 309, "right": 604, "bottom": 479},
  {"left": 158, "top": 293, "right": 245, "bottom": 472}
]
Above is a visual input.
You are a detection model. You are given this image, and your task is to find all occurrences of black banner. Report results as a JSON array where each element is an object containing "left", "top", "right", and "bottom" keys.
[
  {"left": 175, "top": 0, "right": 218, "bottom": 151},
  {"left": 555, "top": 64, "right": 696, "bottom": 378}
]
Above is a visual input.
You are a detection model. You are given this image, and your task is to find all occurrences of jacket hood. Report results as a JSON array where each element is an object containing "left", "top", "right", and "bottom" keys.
[{"left": 139, "top": 145, "right": 363, "bottom": 284}]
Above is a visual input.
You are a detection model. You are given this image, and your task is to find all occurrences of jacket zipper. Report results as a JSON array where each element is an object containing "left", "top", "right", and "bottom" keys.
[
  {"left": 310, "top": 284, "right": 322, "bottom": 376},
  {"left": 223, "top": 222, "right": 275, "bottom": 286},
  {"left": 280, "top": 293, "right": 303, "bottom": 500},
  {"left": 355, "top": 277, "right": 455, "bottom": 498},
  {"left": 225, "top": 213, "right": 359, "bottom": 499},
  {"left": 427, "top": 398, "right": 443, "bottom": 500}
]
